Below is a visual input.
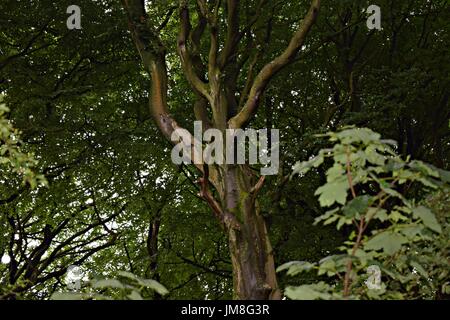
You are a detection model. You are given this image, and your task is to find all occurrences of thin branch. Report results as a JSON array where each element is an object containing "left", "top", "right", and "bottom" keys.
[
  {"left": 178, "top": 1, "right": 211, "bottom": 100},
  {"left": 156, "top": 5, "right": 177, "bottom": 32},
  {"left": 229, "top": 0, "right": 321, "bottom": 128},
  {"left": 345, "top": 147, "right": 357, "bottom": 199}
]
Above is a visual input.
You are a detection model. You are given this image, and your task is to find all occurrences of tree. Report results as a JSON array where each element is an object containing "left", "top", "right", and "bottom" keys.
[
  {"left": 121, "top": 0, "right": 320, "bottom": 299},
  {"left": 1, "top": 0, "right": 448, "bottom": 300}
]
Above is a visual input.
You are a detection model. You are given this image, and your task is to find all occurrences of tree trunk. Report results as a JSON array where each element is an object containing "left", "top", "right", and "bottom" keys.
[
  {"left": 122, "top": 0, "right": 320, "bottom": 300},
  {"left": 220, "top": 164, "right": 281, "bottom": 300}
]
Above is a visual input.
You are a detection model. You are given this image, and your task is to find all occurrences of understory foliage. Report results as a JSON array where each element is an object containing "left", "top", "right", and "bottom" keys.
[
  {"left": 0, "top": 96, "right": 47, "bottom": 188},
  {"left": 51, "top": 271, "right": 168, "bottom": 300},
  {"left": 279, "top": 127, "right": 450, "bottom": 299}
]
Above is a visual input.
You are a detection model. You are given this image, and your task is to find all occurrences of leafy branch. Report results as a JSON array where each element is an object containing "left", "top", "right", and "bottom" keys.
[{"left": 279, "top": 127, "right": 450, "bottom": 300}]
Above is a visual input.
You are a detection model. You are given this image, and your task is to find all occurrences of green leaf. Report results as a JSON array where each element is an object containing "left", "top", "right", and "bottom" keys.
[
  {"left": 409, "top": 160, "right": 439, "bottom": 178},
  {"left": 437, "top": 168, "right": 450, "bottom": 183},
  {"left": 326, "top": 164, "right": 345, "bottom": 182},
  {"left": 365, "top": 231, "right": 408, "bottom": 255},
  {"left": 384, "top": 158, "right": 405, "bottom": 172},
  {"left": 336, "top": 216, "right": 351, "bottom": 230},
  {"left": 335, "top": 128, "right": 381, "bottom": 145},
  {"left": 314, "top": 208, "right": 339, "bottom": 225},
  {"left": 410, "top": 261, "right": 429, "bottom": 279},
  {"left": 92, "top": 279, "right": 124, "bottom": 289},
  {"left": 314, "top": 179, "right": 349, "bottom": 207},
  {"left": 117, "top": 271, "right": 138, "bottom": 280},
  {"left": 0, "top": 103, "right": 10, "bottom": 113},
  {"left": 292, "top": 152, "right": 324, "bottom": 176},
  {"left": 118, "top": 271, "right": 169, "bottom": 295},
  {"left": 284, "top": 283, "right": 331, "bottom": 300},
  {"left": 127, "top": 290, "right": 143, "bottom": 300},
  {"left": 277, "top": 261, "right": 315, "bottom": 276},
  {"left": 136, "top": 279, "right": 169, "bottom": 296},
  {"left": 318, "top": 256, "right": 336, "bottom": 276},
  {"left": 50, "top": 292, "right": 86, "bottom": 300},
  {"left": 417, "top": 177, "right": 438, "bottom": 189},
  {"left": 412, "top": 206, "right": 441, "bottom": 233},
  {"left": 343, "top": 195, "right": 370, "bottom": 218},
  {"left": 368, "top": 208, "right": 388, "bottom": 222},
  {"left": 365, "top": 145, "right": 386, "bottom": 165},
  {"left": 390, "top": 210, "right": 408, "bottom": 222},
  {"left": 284, "top": 285, "right": 321, "bottom": 300},
  {"left": 399, "top": 225, "right": 424, "bottom": 238},
  {"left": 443, "top": 283, "right": 450, "bottom": 295}
]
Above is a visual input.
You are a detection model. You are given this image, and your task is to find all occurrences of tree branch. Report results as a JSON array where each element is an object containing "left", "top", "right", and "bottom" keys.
[
  {"left": 229, "top": 0, "right": 320, "bottom": 129},
  {"left": 121, "top": 0, "right": 174, "bottom": 139},
  {"left": 218, "top": 0, "right": 240, "bottom": 68},
  {"left": 178, "top": 1, "right": 211, "bottom": 101}
]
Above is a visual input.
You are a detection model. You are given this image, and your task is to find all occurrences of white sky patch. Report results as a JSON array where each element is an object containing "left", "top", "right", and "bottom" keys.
[
  {"left": 106, "top": 221, "right": 118, "bottom": 230},
  {"left": 1, "top": 253, "right": 11, "bottom": 264},
  {"left": 1, "top": 254, "right": 11, "bottom": 264},
  {"left": 28, "top": 239, "right": 40, "bottom": 249},
  {"left": 155, "top": 176, "right": 164, "bottom": 186},
  {"left": 69, "top": 201, "right": 81, "bottom": 208}
]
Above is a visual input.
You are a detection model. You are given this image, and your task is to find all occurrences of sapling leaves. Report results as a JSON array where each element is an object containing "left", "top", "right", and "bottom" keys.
[{"left": 284, "top": 127, "right": 450, "bottom": 299}]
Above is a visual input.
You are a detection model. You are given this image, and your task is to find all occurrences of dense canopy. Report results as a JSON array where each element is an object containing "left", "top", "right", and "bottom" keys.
[{"left": 0, "top": 0, "right": 449, "bottom": 300}]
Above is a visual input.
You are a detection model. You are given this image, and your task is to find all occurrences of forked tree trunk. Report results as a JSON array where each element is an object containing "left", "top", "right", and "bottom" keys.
[{"left": 122, "top": 0, "right": 320, "bottom": 300}]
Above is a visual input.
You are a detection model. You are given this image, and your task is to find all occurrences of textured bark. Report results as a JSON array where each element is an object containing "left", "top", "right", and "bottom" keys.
[
  {"left": 122, "top": 0, "right": 320, "bottom": 300},
  {"left": 220, "top": 164, "right": 281, "bottom": 299}
]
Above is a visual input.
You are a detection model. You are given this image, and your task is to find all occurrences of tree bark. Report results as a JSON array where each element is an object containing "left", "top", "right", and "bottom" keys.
[
  {"left": 122, "top": 0, "right": 320, "bottom": 300},
  {"left": 221, "top": 164, "right": 281, "bottom": 299}
]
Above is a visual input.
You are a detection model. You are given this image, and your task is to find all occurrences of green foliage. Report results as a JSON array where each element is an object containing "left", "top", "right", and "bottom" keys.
[
  {"left": 51, "top": 271, "right": 168, "bottom": 300},
  {"left": 0, "top": 96, "right": 47, "bottom": 188},
  {"left": 281, "top": 127, "right": 450, "bottom": 300},
  {"left": 1, "top": 0, "right": 449, "bottom": 300}
]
